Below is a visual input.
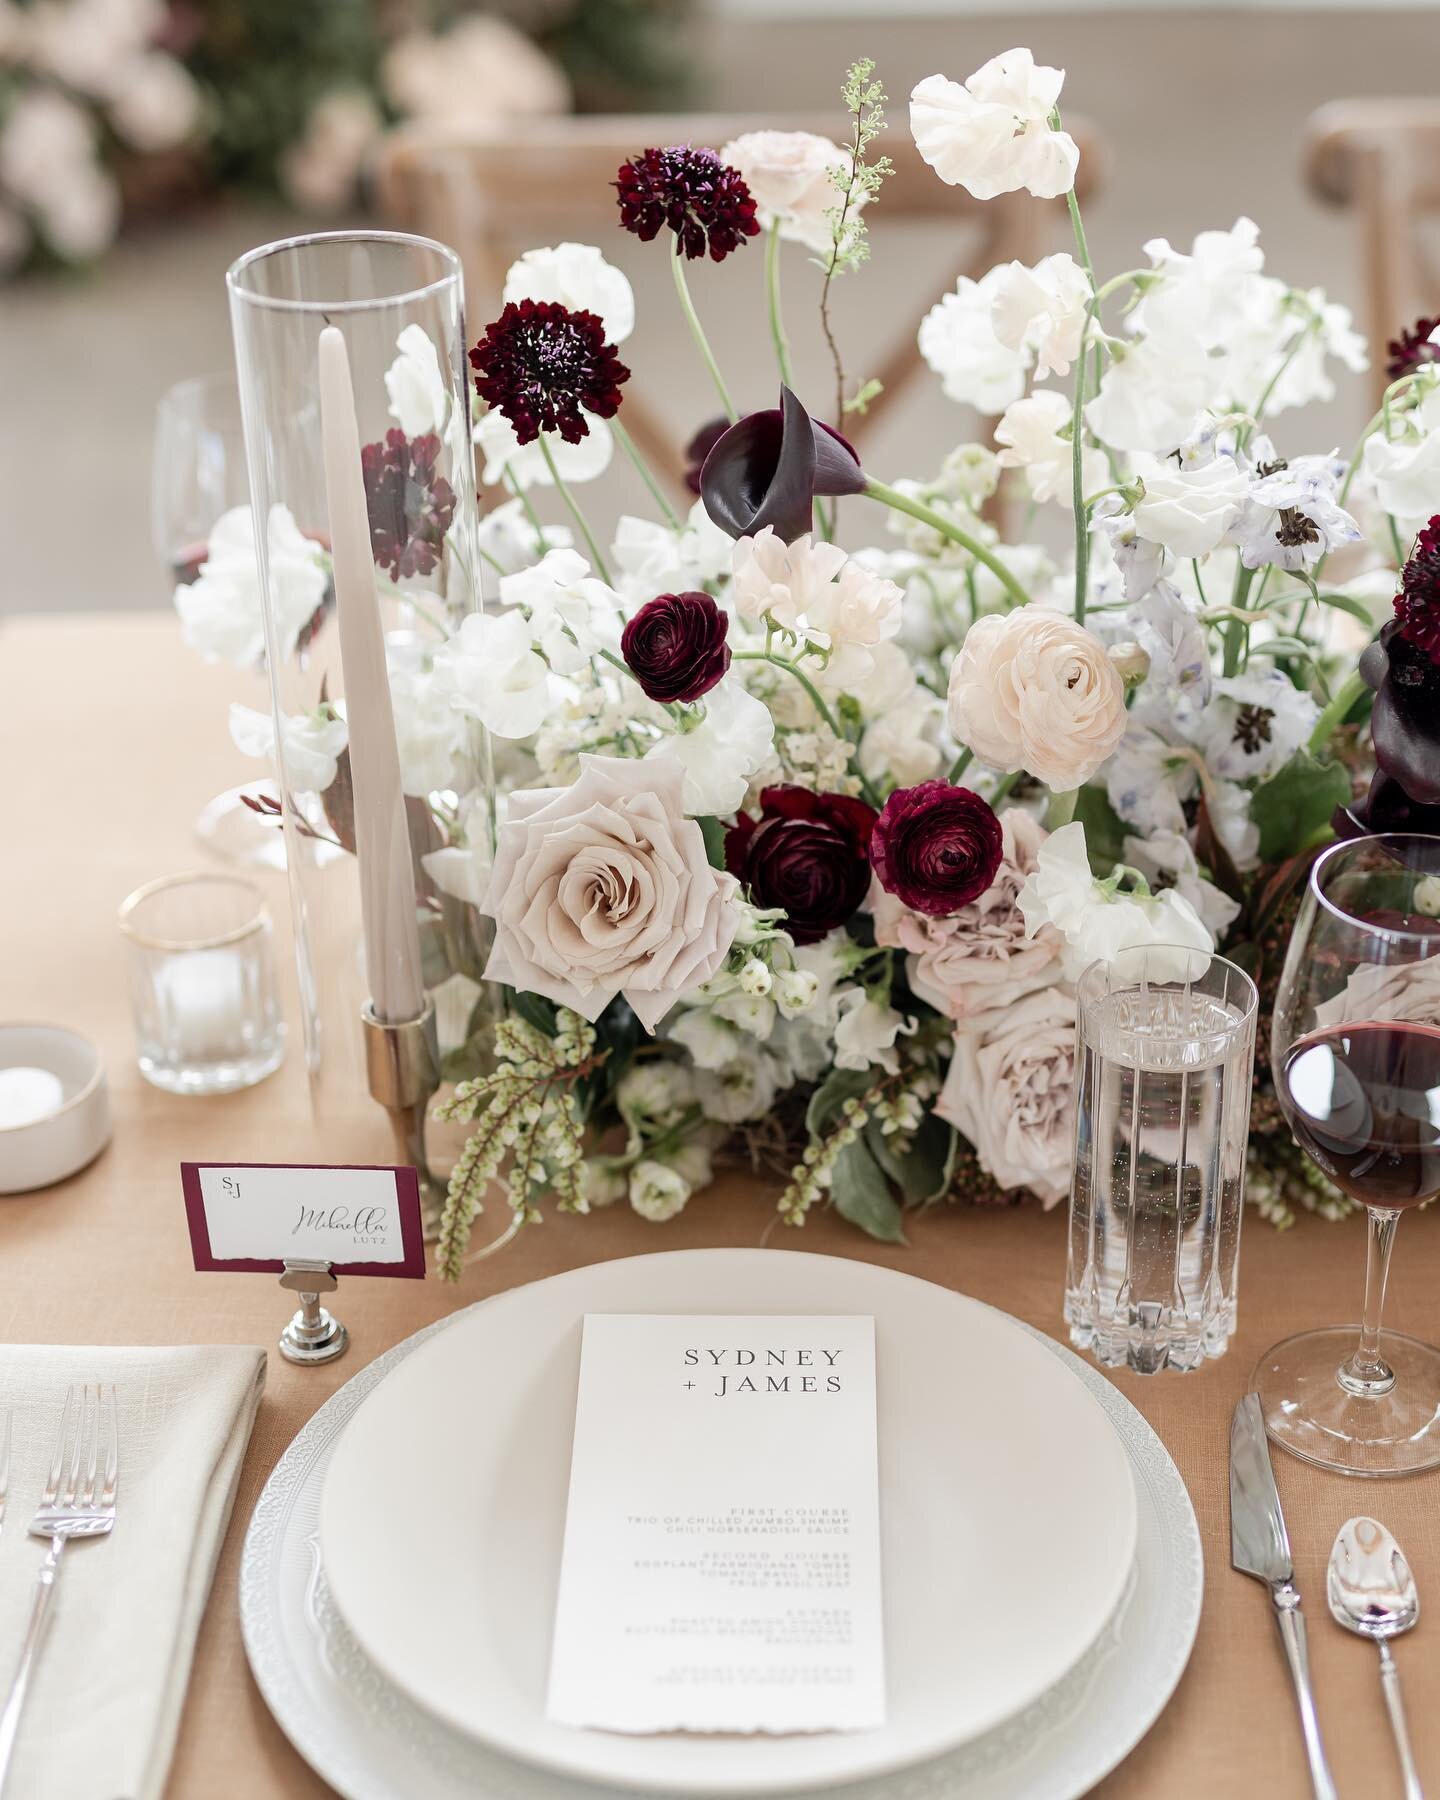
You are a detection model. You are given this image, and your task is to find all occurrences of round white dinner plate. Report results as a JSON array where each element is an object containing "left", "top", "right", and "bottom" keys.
[
  {"left": 318, "top": 1250, "right": 1139, "bottom": 1796},
  {"left": 240, "top": 1294, "right": 1202, "bottom": 1800}
]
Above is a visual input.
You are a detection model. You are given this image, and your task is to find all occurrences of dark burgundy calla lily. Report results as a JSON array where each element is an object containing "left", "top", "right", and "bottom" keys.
[
  {"left": 700, "top": 386, "right": 866, "bottom": 543},
  {"left": 683, "top": 416, "right": 729, "bottom": 495},
  {"left": 1333, "top": 771, "right": 1440, "bottom": 841},
  {"left": 1360, "top": 621, "right": 1440, "bottom": 806}
]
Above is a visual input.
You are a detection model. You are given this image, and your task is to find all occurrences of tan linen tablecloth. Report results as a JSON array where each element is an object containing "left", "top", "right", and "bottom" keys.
[{"left": 5, "top": 612, "right": 1440, "bottom": 1800}]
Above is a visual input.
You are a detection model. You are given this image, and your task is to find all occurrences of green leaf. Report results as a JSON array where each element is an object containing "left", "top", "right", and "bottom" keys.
[
  {"left": 696, "top": 815, "right": 729, "bottom": 871},
  {"left": 805, "top": 1068, "right": 874, "bottom": 1139},
  {"left": 1249, "top": 751, "right": 1350, "bottom": 862},
  {"left": 866, "top": 1114, "right": 956, "bottom": 1208},
  {"left": 1072, "top": 785, "right": 1129, "bottom": 874},
  {"left": 830, "top": 1139, "right": 907, "bottom": 1243},
  {"left": 508, "top": 989, "right": 558, "bottom": 1038}
]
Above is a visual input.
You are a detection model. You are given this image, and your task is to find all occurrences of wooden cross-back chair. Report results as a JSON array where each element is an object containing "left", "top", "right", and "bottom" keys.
[
  {"left": 1306, "top": 100, "right": 1440, "bottom": 404},
  {"left": 371, "top": 111, "right": 1103, "bottom": 494}
]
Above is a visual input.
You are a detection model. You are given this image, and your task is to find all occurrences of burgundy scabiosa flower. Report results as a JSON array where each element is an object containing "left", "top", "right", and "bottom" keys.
[
  {"left": 362, "top": 429, "right": 455, "bottom": 581},
  {"left": 701, "top": 386, "right": 866, "bottom": 543},
  {"left": 871, "top": 782, "right": 1004, "bottom": 918},
  {"left": 725, "top": 786, "right": 877, "bottom": 945},
  {"left": 469, "top": 299, "right": 629, "bottom": 447},
  {"left": 1386, "top": 316, "right": 1440, "bottom": 382},
  {"left": 1395, "top": 516, "right": 1440, "bottom": 666},
  {"left": 614, "top": 145, "right": 761, "bottom": 262},
  {"left": 620, "top": 590, "right": 731, "bottom": 704}
]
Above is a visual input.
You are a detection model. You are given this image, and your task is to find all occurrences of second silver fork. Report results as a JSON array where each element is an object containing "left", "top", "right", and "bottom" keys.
[{"left": 0, "top": 1385, "right": 119, "bottom": 1796}]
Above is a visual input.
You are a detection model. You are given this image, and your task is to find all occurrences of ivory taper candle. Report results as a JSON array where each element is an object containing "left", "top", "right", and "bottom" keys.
[{"left": 317, "top": 323, "right": 426, "bottom": 1024}]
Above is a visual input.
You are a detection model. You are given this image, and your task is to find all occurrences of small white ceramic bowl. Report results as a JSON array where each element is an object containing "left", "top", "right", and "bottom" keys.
[{"left": 0, "top": 1025, "right": 112, "bottom": 1194}]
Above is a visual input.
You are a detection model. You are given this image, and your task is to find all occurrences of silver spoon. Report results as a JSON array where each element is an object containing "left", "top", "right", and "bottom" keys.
[{"left": 1328, "top": 1516, "right": 1424, "bottom": 1800}]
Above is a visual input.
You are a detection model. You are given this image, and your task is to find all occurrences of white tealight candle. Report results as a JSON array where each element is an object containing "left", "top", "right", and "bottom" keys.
[
  {"left": 0, "top": 1066, "right": 65, "bottom": 1128},
  {"left": 155, "top": 950, "right": 248, "bottom": 1060}
]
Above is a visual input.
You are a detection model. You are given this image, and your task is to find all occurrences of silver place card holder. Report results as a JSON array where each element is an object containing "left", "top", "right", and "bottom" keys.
[{"left": 278, "top": 1259, "right": 349, "bottom": 1365}]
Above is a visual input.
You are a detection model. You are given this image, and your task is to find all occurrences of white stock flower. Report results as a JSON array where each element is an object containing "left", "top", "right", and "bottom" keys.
[
  {"left": 919, "top": 267, "right": 1031, "bottom": 413},
  {"left": 229, "top": 702, "right": 347, "bottom": 792},
  {"left": 994, "top": 389, "right": 1106, "bottom": 505},
  {"left": 692, "top": 1051, "right": 781, "bottom": 1124},
  {"left": 947, "top": 608, "right": 1128, "bottom": 792},
  {"left": 475, "top": 499, "right": 571, "bottom": 575},
  {"left": 910, "top": 50, "right": 1079, "bottom": 200},
  {"left": 1130, "top": 457, "right": 1248, "bottom": 558},
  {"left": 431, "top": 608, "right": 553, "bottom": 739},
  {"left": 629, "top": 1159, "right": 690, "bottom": 1222},
  {"left": 833, "top": 989, "right": 916, "bottom": 1074},
  {"left": 385, "top": 323, "right": 450, "bottom": 436},
  {"left": 499, "top": 547, "right": 622, "bottom": 673},
  {"left": 990, "top": 253, "right": 1091, "bottom": 378},
  {"left": 475, "top": 406, "right": 613, "bottom": 488},
  {"left": 646, "top": 679, "right": 774, "bottom": 816},
  {"left": 1017, "top": 821, "right": 1214, "bottom": 981},
  {"left": 174, "top": 504, "right": 326, "bottom": 669},
  {"left": 616, "top": 1060, "right": 695, "bottom": 1134},
  {"left": 720, "top": 130, "right": 852, "bottom": 255},
  {"left": 503, "top": 242, "right": 635, "bottom": 343}
]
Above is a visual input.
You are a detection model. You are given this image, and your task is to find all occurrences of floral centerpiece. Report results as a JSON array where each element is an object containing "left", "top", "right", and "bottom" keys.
[{"left": 201, "top": 48, "right": 1440, "bottom": 1276}]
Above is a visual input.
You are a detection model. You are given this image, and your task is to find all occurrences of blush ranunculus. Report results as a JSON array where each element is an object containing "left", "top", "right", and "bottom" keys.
[
  {"left": 620, "top": 589, "right": 731, "bottom": 704},
  {"left": 725, "top": 785, "right": 877, "bottom": 944},
  {"left": 870, "top": 780, "right": 1003, "bottom": 916}
]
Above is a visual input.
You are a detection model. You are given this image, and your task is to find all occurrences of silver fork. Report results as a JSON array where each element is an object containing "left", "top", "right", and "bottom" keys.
[{"left": 0, "top": 1385, "right": 119, "bottom": 1795}]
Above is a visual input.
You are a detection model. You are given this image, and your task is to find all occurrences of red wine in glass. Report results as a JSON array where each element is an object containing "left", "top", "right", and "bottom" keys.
[{"left": 1280, "top": 1020, "right": 1440, "bottom": 1210}]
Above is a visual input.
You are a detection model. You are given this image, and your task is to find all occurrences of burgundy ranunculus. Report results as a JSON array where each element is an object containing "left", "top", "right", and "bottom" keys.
[
  {"left": 725, "top": 786, "right": 877, "bottom": 944},
  {"left": 870, "top": 781, "right": 1004, "bottom": 917},
  {"left": 1361, "top": 619, "right": 1440, "bottom": 806},
  {"left": 701, "top": 385, "right": 865, "bottom": 544},
  {"left": 620, "top": 590, "right": 731, "bottom": 704}
]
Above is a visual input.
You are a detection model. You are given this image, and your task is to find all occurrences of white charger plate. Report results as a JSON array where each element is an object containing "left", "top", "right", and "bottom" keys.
[
  {"left": 239, "top": 1284, "right": 1202, "bottom": 1800},
  {"left": 318, "top": 1250, "right": 1139, "bottom": 1796}
]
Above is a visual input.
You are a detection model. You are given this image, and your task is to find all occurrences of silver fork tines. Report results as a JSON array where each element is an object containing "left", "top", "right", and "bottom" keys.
[{"left": 0, "top": 1384, "right": 119, "bottom": 1796}]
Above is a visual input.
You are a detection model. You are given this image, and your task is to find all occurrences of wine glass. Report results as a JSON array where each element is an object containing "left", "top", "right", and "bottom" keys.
[
  {"left": 151, "top": 374, "right": 285, "bottom": 868},
  {"left": 1255, "top": 832, "right": 1440, "bottom": 1475}
]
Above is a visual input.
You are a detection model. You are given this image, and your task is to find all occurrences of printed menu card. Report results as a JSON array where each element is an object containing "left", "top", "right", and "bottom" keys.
[{"left": 547, "top": 1314, "right": 885, "bottom": 1735}]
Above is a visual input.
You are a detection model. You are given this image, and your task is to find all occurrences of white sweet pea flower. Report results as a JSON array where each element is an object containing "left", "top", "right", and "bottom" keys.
[
  {"left": 388, "top": 663, "right": 465, "bottom": 797},
  {"left": 1122, "top": 829, "right": 1241, "bottom": 939},
  {"left": 910, "top": 50, "right": 1079, "bottom": 201},
  {"left": 611, "top": 502, "right": 734, "bottom": 606},
  {"left": 431, "top": 608, "right": 554, "bottom": 739},
  {"left": 475, "top": 405, "right": 613, "bottom": 488},
  {"left": 990, "top": 252, "right": 1091, "bottom": 379},
  {"left": 229, "top": 701, "right": 347, "bottom": 792},
  {"left": 503, "top": 241, "right": 634, "bottom": 343},
  {"left": 646, "top": 679, "right": 775, "bottom": 816},
  {"left": 1233, "top": 452, "right": 1361, "bottom": 573},
  {"left": 385, "top": 323, "right": 450, "bottom": 436},
  {"left": 1017, "top": 821, "right": 1214, "bottom": 981},
  {"left": 731, "top": 529, "right": 903, "bottom": 664},
  {"left": 720, "top": 130, "right": 854, "bottom": 256},
  {"left": 994, "top": 389, "right": 1107, "bottom": 505},
  {"left": 422, "top": 790, "right": 492, "bottom": 907},
  {"left": 475, "top": 499, "right": 571, "bottom": 575},
  {"left": 1194, "top": 670, "right": 1319, "bottom": 783},
  {"left": 1362, "top": 384, "right": 1440, "bottom": 536},
  {"left": 919, "top": 266, "right": 1031, "bottom": 412},
  {"left": 174, "top": 503, "right": 327, "bottom": 669},
  {"left": 832, "top": 988, "right": 916, "bottom": 1074},
  {"left": 1133, "top": 217, "right": 1267, "bottom": 350},
  {"left": 499, "top": 547, "right": 622, "bottom": 673},
  {"left": 1085, "top": 334, "right": 1212, "bottom": 456},
  {"left": 1130, "top": 456, "right": 1248, "bottom": 558}
]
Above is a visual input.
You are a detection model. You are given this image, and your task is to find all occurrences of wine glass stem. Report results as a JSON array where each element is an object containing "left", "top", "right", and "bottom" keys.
[{"left": 1338, "top": 1206, "right": 1402, "bottom": 1397}]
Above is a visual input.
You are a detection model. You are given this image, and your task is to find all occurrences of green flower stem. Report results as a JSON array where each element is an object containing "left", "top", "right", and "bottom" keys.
[
  {"left": 1045, "top": 787, "right": 1080, "bottom": 830},
  {"left": 1309, "top": 668, "right": 1369, "bottom": 754},
  {"left": 947, "top": 746, "right": 974, "bottom": 784},
  {"left": 612, "top": 416, "right": 682, "bottom": 529},
  {"left": 672, "top": 240, "right": 738, "bottom": 423},
  {"left": 1223, "top": 565, "right": 1257, "bottom": 677},
  {"left": 862, "top": 478, "right": 1032, "bottom": 609},
  {"left": 765, "top": 221, "right": 795, "bottom": 390},
  {"left": 1248, "top": 316, "right": 1319, "bottom": 436},
  {"left": 991, "top": 769, "right": 1022, "bottom": 805},
  {"left": 504, "top": 465, "right": 550, "bottom": 557},
  {"left": 538, "top": 435, "right": 613, "bottom": 584},
  {"left": 1065, "top": 183, "right": 1099, "bottom": 626},
  {"left": 732, "top": 649, "right": 883, "bottom": 806}
]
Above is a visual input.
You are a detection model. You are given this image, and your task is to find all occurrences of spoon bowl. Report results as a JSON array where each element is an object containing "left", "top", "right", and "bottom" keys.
[{"left": 1328, "top": 1516, "right": 1424, "bottom": 1800}]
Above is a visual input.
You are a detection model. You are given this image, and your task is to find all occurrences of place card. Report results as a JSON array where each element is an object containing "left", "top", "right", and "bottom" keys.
[
  {"left": 181, "top": 1161, "right": 425, "bottom": 1277},
  {"left": 547, "top": 1314, "right": 885, "bottom": 1736}
]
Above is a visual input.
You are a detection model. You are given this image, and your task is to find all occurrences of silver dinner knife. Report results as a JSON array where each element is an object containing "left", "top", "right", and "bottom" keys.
[{"left": 1230, "top": 1393, "right": 1337, "bottom": 1800}]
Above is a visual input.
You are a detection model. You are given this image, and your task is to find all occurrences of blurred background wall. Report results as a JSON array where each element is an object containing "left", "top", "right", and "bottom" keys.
[{"left": 3, "top": 2, "right": 1439, "bottom": 616}]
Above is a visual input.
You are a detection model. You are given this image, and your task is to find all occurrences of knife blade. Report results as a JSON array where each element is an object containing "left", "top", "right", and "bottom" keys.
[{"left": 1230, "top": 1394, "right": 1337, "bottom": 1800}]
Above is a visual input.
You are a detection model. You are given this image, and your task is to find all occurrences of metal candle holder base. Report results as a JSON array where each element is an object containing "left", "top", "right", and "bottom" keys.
[{"left": 362, "top": 997, "right": 445, "bottom": 1238}]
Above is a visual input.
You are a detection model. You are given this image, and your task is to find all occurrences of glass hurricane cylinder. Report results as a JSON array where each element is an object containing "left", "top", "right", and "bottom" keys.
[
  {"left": 1065, "top": 944, "right": 1258, "bottom": 1375},
  {"left": 226, "top": 231, "right": 495, "bottom": 1179}
]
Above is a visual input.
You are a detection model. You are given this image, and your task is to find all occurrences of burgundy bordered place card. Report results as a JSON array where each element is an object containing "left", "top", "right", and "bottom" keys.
[{"left": 181, "top": 1161, "right": 426, "bottom": 1278}]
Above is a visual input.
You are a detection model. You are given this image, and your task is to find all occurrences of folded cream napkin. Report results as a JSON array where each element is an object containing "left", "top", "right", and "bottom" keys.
[{"left": 0, "top": 1344, "right": 265, "bottom": 1800}]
